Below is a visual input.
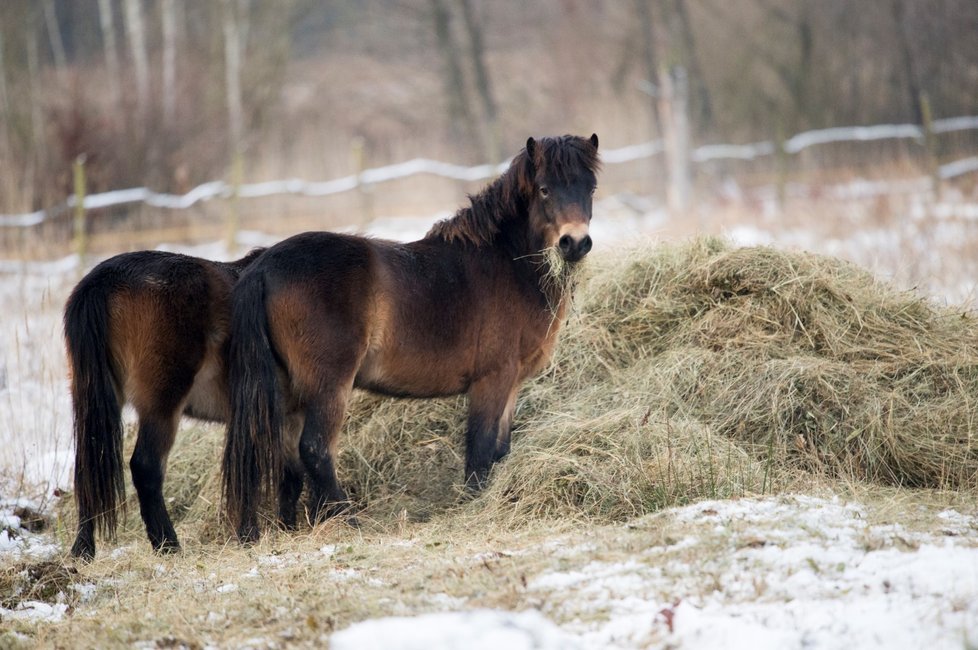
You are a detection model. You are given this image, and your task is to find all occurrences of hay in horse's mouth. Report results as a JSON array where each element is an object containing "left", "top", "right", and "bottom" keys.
[{"left": 538, "top": 245, "right": 583, "bottom": 309}]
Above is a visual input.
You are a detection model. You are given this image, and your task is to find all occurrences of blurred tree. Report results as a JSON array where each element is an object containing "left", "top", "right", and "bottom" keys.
[
  {"left": 42, "top": 0, "right": 67, "bottom": 71},
  {"left": 124, "top": 0, "right": 150, "bottom": 121},
  {"left": 220, "top": 0, "right": 244, "bottom": 157},
  {"left": 161, "top": 0, "right": 179, "bottom": 130},
  {"left": 26, "top": 6, "right": 47, "bottom": 202},
  {"left": 635, "top": 0, "right": 663, "bottom": 137},
  {"left": 0, "top": 30, "right": 8, "bottom": 159},
  {"left": 890, "top": 0, "right": 923, "bottom": 125},
  {"left": 431, "top": 0, "right": 478, "bottom": 160},
  {"left": 97, "top": 0, "right": 121, "bottom": 107},
  {"left": 669, "top": 0, "right": 712, "bottom": 132},
  {"left": 456, "top": 0, "right": 500, "bottom": 163}
]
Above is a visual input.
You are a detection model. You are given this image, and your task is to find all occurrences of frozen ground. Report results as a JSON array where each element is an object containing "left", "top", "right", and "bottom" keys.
[
  {"left": 328, "top": 495, "right": 978, "bottom": 650},
  {"left": 2, "top": 491, "right": 974, "bottom": 647},
  {"left": 1, "top": 181, "right": 978, "bottom": 646}
]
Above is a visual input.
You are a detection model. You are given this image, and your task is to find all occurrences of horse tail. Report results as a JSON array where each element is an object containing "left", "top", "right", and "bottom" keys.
[
  {"left": 222, "top": 268, "right": 282, "bottom": 541},
  {"left": 64, "top": 272, "right": 126, "bottom": 543}
]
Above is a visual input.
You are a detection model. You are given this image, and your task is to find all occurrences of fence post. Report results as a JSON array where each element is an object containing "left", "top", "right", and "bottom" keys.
[
  {"left": 72, "top": 154, "right": 87, "bottom": 269},
  {"left": 226, "top": 150, "right": 242, "bottom": 254},
  {"left": 919, "top": 93, "right": 941, "bottom": 200},
  {"left": 351, "top": 137, "right": 374, "bottom": 227}
]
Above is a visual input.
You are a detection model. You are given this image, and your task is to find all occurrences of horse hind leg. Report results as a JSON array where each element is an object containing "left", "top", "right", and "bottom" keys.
[
  {"left": 298, "top": 384, "right": 357, "bottom": 525},
  {"left": 277, "top": 463, "right": 304, "bottom": 530},
  {"left": 129, "top": 411, "right": 181, "bottom": 553},
  {"left": 278, "top": 414, "right": 306, "bottom": 530}
]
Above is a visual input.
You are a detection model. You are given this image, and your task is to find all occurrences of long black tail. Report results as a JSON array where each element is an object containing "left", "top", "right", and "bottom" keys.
[
  {"left": 64, "top": 273, "right": 126, "bottom": 548},
  {"left": 222, "top": 268, "right": 283, "bottom": 542}
]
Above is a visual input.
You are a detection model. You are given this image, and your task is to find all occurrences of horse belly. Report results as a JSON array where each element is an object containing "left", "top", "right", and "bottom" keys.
[
  {"left": 183, "top": 353, "right": 229, "bottom": 422},
  {"left": 355, "top": 350, "right": 469, "bottom": 398}
]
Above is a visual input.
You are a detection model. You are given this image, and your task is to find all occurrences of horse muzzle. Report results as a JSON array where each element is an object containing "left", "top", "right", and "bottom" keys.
[{"left": 558, "top": 232, "right": 593, "bottom": 262}]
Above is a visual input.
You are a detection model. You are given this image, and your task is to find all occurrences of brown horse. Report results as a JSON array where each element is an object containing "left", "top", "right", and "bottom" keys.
[
  {"left": 65, "top": 248, "right": 309, "bottom": 559},
  {"left": 222, "top": 134, "right": 600, "bottom": 542}
]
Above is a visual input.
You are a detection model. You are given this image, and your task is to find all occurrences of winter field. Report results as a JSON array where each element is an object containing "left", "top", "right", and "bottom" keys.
[{"left": 2, "top": 177, "right": 978, "bottom": 648}]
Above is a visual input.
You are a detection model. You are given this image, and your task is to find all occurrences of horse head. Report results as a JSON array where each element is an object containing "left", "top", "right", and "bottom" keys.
[{"left": 521, "top": 133, "right": 600, "bottom": 263}]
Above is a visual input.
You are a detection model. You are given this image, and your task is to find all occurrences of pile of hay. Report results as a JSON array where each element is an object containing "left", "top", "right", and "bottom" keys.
[
  {"left": 79, "top": 237, "right": 978, "bottom": 542},
  {"left": 318, "top": 237, "right": 978, "bottom": 524}
]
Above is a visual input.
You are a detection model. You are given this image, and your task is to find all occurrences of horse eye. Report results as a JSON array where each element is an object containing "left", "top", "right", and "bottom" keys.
[
  {"left": 589, "top": 187, "right": 596, "bottom": 196},
  {"left": 539, "top": 186, "right": 550, "bottom": 199}
]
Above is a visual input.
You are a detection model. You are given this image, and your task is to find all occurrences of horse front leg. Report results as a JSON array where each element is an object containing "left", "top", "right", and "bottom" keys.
[
  {"left": 465, "top": 373, "right": 519, "bottom": 491},
  {"left": 493, "top": 386, "right": 520, "bottom": 464}
]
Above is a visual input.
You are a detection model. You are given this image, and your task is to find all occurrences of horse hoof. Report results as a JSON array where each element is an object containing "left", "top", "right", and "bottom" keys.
[
  {"left": 154, "top": 540, "right": 181, "bottom": 555},
  {"left": 464, "top": 475, "right": 488, "bottom": 494},
  {"left": 70, "top": 538, "right": 95, "bottom": 562},
  {"left": 237, "top": 524, "right": 260, "bottom": 545}
]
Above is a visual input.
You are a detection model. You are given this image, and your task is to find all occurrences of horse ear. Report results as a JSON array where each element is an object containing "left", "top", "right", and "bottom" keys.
[
  {"left": 589, "top": 133, "right": 599, "bottom": 150},
  {"left": 519, "top": 137, "right": 537, "bottom": 194}
]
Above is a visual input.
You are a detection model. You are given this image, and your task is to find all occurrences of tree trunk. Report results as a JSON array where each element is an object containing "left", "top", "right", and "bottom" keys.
[
  {"left": 221, "top": 0, "right": 246, "bottom": 251},
  {"left": 891, "top": 0, "right": 924, "bottom": 125},
  {"left": 457, "top": 0, "right": 499, "bottom": 164},
  {"left": 97, "top": 0, "right": 121, "bottom": 107},
  {"left": 0, "top": 30, "right": 9, "bottom": 161},
  {"left": 431, "top": 0, "right": 477, "bottom": 160},
  {"left": 161, "top": 0, "right": 178, "bottom": 130},
  {"left": 659, "top": 66, "right": 692, "bottom": 216},
  {"left": 42, "top": 0, "right": 66, "bottom": 71},
  {"left": 26, "top": 9, "right": 46, "bottom": 207},
  {"left": 221, "top": 0, "right": 245, "bottom": 155},
  {"left": 635, "top": 0, "right": 662, "bottom": 137},
  {"left": 124, "top": 0, "right": 151, "bottom": 121},
  {"left": 671, "top": 0, "right": 712, "bottom": 131}
]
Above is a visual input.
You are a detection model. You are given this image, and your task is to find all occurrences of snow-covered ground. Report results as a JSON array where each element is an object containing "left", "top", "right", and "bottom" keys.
[
  {"left": 330, "top": 495, "right": 978, "bottom": 650},
  {"left": 2, "top": 181, "right": 978, "bottom": 646},
  {"left": 2, "top": 491, "right": 973, "bottom": 647}
]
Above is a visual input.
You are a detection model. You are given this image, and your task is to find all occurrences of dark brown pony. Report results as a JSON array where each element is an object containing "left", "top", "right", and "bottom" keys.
[
  {"left": 223, "top": 134, "right": 600, "bottom": 542},
  {"left": 65, "top": 248, "right": 281, "bottom": 559}
]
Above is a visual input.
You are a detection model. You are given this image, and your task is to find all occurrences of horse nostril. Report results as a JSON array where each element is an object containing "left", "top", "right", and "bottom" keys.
[
  {"left": 558, "top": 235, "right": 573, "bottom": 252},
  {"left": 578, "top": 235, "right": 592, "bottom": 256}
]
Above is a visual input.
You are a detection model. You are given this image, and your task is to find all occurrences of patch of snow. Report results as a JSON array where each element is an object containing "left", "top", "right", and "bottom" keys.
[
  {"left": 329, "top": 609, "right": 581, "bottom": 650},
  {"left": 0, "top": 601, "right": 69, "bottom": 622},
  {"left": 528, "top": 495, "right": 978, "bottom": 650},
  {"left": 216, "top": 583, "right": 238, "bottom": 594},
  {"left": 240, "top": 566, "right": 260, "bottom": 579},
  {"left": 72, "top": 583, "right": 97, "bottom": 602},
  {"left": 425, "top": 593, "right": 468, "bottom": 610},
  {"left": 0, "top": 497, "right": 59, "bottom": 563}
]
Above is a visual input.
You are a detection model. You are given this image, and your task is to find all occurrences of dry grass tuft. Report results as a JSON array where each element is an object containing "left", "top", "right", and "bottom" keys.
[
  {"left": 61, "top": 237, "right": 978, "bottom": 542},
  {"left": 0, "top": 560, "right": 79, "bottom": 608}
]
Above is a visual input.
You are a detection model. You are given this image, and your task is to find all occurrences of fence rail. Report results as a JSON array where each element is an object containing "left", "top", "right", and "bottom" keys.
[{"left": 2, "top": 115, "right": 977, "bottom": 229}]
